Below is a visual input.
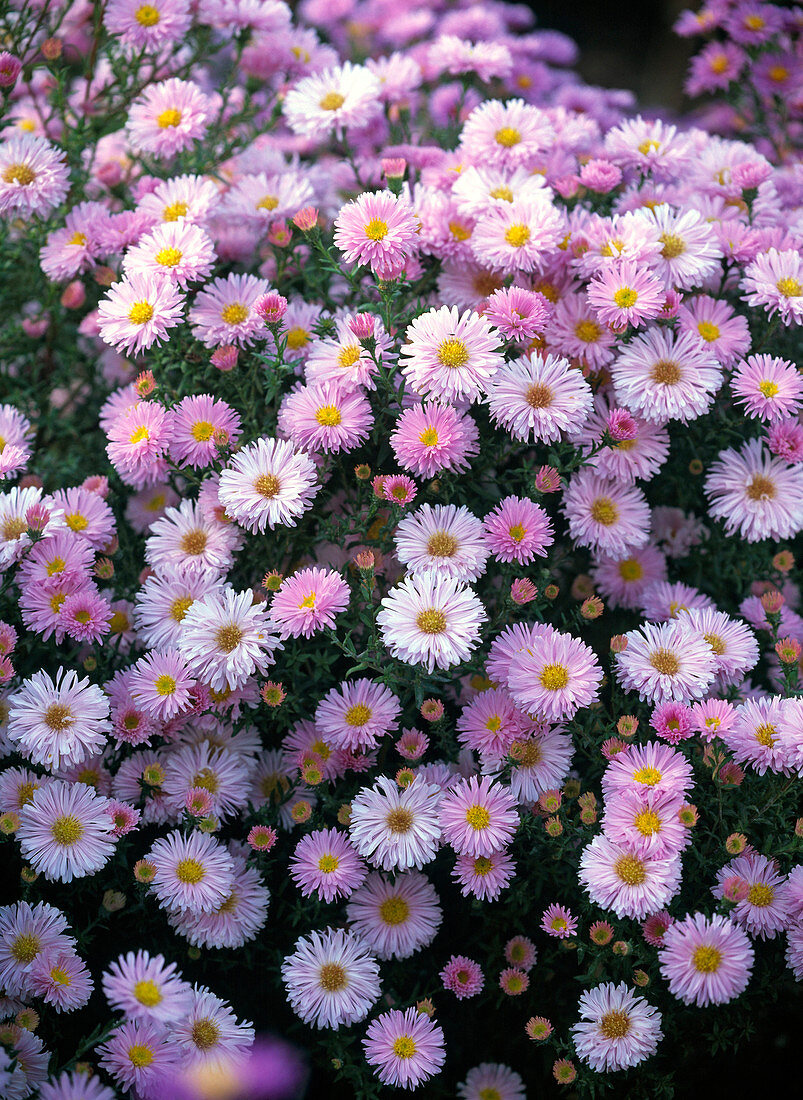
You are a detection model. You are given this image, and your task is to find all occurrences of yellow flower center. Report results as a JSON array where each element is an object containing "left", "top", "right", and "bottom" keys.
[
  {"left": 192, "top": 767, "right": 219, "bottom": 794},
  {"left": 134, "top": 979, "right": 162, "bottom": 1006},
  {"left": 746, "top": 474, "right": 776, "bottom": 501},
  {"left": 539, "top": 664, "right": 569, "bottom": 691},
  {"left": 154, "top": 674, "right": 176, "bottom": 696},
  {"left": 613, "top": 287, "right": 638, "bottom": 308},
  {"left": 286, "top": 326, "right": 309, "bottom": 349},
  {"left": 315, "top": 404, "right": 342, "bottom": 427},
  {"left": 385, "top": 807, "right": 414, "bottom": 834},
  {"left": 319, "top": 92, "right": 345, "bottom": 111},
  {"left": 465, "top": 804, "right": 491, "bottom": 830},
  {"left": 364, "top": 217, "right": 388, "bottom": 240},
  {"left": 505, "top": 224, "right": 530, "bottom": 248},
  {"left": 754, "top": 723, "right": 777, "bottom": 747},
  {"left": 495, "top": 127, "right": 521, "bottom": 147},
  {"left": 525, "top": 381, "right": 553, "bottom": 408},
  {"left": 215, "top": 624, "right": 243, "bottom": 653},
  {"left": 618, "top": 558, "right": 643, "bottom": 581},
  {"left": 449, "top": 220, "right": 471, "bottom": 241},
  {"left": 190, "top": 420, "right": 215, "bottom": 441},
  {"left": 776, "top": 277, "right": 801, "bottom": 298},
  {"left": 659, "top": 232, "right": 686, "bottom": 259},
  {"left": 634, "top": 808, "right": 661, "bottom": 836},
  {"left": 64, "top": 512, "right": 88, "bottom": 532},
  {"left": 379, "top": 895, "right": 410, "bottom": 925},
  {"left": 599, "top": 1009, "right": 631, "bottom": 1039},
  {"left": 474, "top": 856, "right": 493, "bottom": 875},
  {"left": 769, "top": 65, "right": 789, "bottom": 83},
  {"left": 696, "top": 321, "right": 719, "bottom": 342},
  {"left": 128, "top": 302, "right": 154, "bottom": 325},
  {"left": 2, "top": 163, "right": 35, "bottom": 186},
  {"left": 135, "top": 4, "right": 161, "bottom": 26},
  {"left": 51, "top": 814, "right": 84, "bottom": 846},
  {"left": 692, "top": 944, "right": 722, "bottom": 973},
  {"left": 163, "top": 200, "right": 188, "bottom": 221},
  {"left": 254, "top": 473, "right": 280, "bottom": 498},
  {"left": 319, "top": 962, "right": 348, "bottom": 991},
  {"left": 155, "top": 246, "right": 182, "bottom": 267},
  {"left": 175, "top": 858, "right": 205, "bottom": 884},
  {"left": 170, "top": 595, "right": 193, "bottom": 622},
  {"left": 317, "top": 854, "right": 339, "bottom": 873},
  {"left": 69, "top": 231, "right": 87, "bottom": 246},
  {"left": 180, "top": 529, "right": 207, "bottom": 556},
  {"left": 157, "top": 108, "right": 182, "bottom": 129},
  {"left": 128, "top": 1044, "right": 154, "bottom": 1068},
  {"left": 419, "top": 427, "right": 439, "bottom": 446},
  {"left": 416, "top": 608, "right": 447, "bottom": 634},
  {"left": 345, "top": 703, "right": 372, "bottom": 726},
  {"left": 392, "top": 1036, "right": 417, "bottom": 1059},
  {"left": 747, "top": 882, "right": 774, "bottom": 907},
  {"left": 191, "top": 1019, "right": 221, "bottom": 1049},
  {"left": 758, "top": 379, "right": 780, "bottom": 398},
  {"left": 702, "top": 631, "right": 726, "bottom": 655},
  {"left": 256, "top": 194, "right": 278, "bottom": 211},
  {"left": 221, "top": 303, "right": 248, "bottom": 325},
  {"left": 490, "top": 185, "right": 514, "bottom": 201},
  {"left": 650, "top": 359, "right": 681, "bottom": 385},
  {"left": 337, "top": 345, "right": 361, "bottom": 369},
  {"left": 427, "top": 531, "right": 458, "bottom": 557},
  {"left": 649, "top": 648, "right": 680, "bottom": 675},
  {"left": 590, "top": 497, "right": 619, "bottom": 526},
  {"left": 574, "top": 319, "right": 602, "bottom": 343},
  {"left": 437, "top": 338, "right": 470, "bottom": 369},
  {"left": 614, "top": 854, "right": 646, "bottom": 885},
  {"left": 44, "top": 703, "right": 73, "bottom": 730},
  {"left": 10, "top": 933, "right": 40, "bottom": 963}
]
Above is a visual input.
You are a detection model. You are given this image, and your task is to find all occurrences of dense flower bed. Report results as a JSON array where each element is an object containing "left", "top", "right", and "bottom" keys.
[{"left": 0, "top": 0, "right": 802, "bottom": 1097}]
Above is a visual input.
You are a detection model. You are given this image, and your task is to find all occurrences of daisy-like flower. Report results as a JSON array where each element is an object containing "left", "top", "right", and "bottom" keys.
[
  {"left": 645, "top": 204, "right": 722, "bottom": 289},
  {"left": 169, "top": 984, "right": 254, "bottom": 1075},
  {"left": 0, "top": 404, "right": 32, "bottom": 470},
  {"left": 283, "top": 61, "right": 382, "bottom": 140},
  {"left": 438, "top": 775, "right": 518, "bottom": 857},
  {"left": 305, "top": 314, "right": 389, "bottom": 392},
  {"left": 460, "top": 97, "right": 555, "bottom": 168},
  {"left": 390, "top": 402, "right": 479, "bottom": 479},
  {"left": 458, "top": 1063, "right": 525, "bottom": 1100},
  {"left": 453, "top": 849, "right": 516, "bottom": 901},
  {"left": 217, "top": 436, "right": 319, "bottom": 533},
  {"left": 578, "top": 834, "right": 682, "bottom": 919},
  {"left": 0, "top": 901, "right": 74, "bottom": 996},
  {"left": 452, "top": 165, "right": 550, "bottom": 219},
  {"left": 0, "top": 133, "right": 70, "bottom": 217},
  {"left": 483, "top": 495, "right": 554, "bottom": 564},
  {"left": 456, "top": 687, "right": 530, "bottom": 758},
  {"left": 128, "top": 649, "right": 195, "bottom": 720},
  {"left": 40, "top": 1072, "right": 116, "bottom": 1100},
  {"left": 123, "top": 220, "right": 216, "bottom": 287},
  {"left": 169, "top": 393, "right": 241, "bottom": 469},
  {"left": 377, "top": 572, "right": 486, "bottom": 673},
  {"left": 592, "top": 546, "right": 668, "bottom": 611},
  {"left": 587, "top": 260, "right": 665, "bottom": 328},
  {"left": 611, "top": 327, "right": 722, "bottom": 423},
  {"left": 349, "top": 775, "right": 440, "bottom": 872},
  {"left": 602, "top": 788, "right": 688, "bottom": 858},
  {"left": 602, "top": 740, "right": 694, "bottom": 801},
  {"left": 106, "top": 401, "right": 175, "bottom": 489},
  {"left": 133, "top": 571, "right": 225, "bottom": 649},
  {"left": 169, "top": 855, "right": 269, "bottom": 951},
  {"left": 704, "top": 438, "right": 803, "bottom": 543},
  {"left": 278, "top": 381, "right": 372, "bottom": 454},
  {"left": 714, "top": 852, "right": 792, "bottom": 939},
  {"left": 18, "top": 781, "right": 115, "bottom": 882},
  {"left": 346, "top": 871, "right": 442, "bottom": 960},
  {"left": 289, "top": 828, "right": 366, "bottom": 903},
  {"left": 162, "top": 741, "right": 250, "bottom": 822},
  {"left": 7, "top": 668, "right": 111, "bottom": 770},
  {"left": 176, "top": 588, "right": 282, "bottom": 691},
  {"left": 441, "top": 955, "right": 484, "bottom": 999},
  {"left": 675, "top": 607, "right": 759, "bottom": 687},
  {"left": 27, "top": 947, "right": 93, "bottom": 1012},
  {"left": 731, "top": 355, "right": 803, "bottom": 423},
  {"left": 270, "top": 567, "right": 350, "bottom": 639},
  {"left": 137, "top": 173, "right": 220, "bottom": 226},
  {"left": 399, "top": 305, "right": 502, "bottom": 404},
  {"left": 471, "top": 199, "right": 563, "bottom": 275},
  {"left": 506, "top": 628, "right": 603, "bottom": 722},
  {"left": 104, "top": 0, "right": 193, "bottom": 51},
  {"left": 616, "top": 621, "right": 718, "bottom": 703},
  {"left": 742, "top": 248, "right": 803, "bottom": 326},
  {"left": 222, "top": 168, "right": 313, "bottom": 226},
  {"left": 658, "top": 912, "right": 754, "bottom": 1006},
  {"left": 483, "top": 285, "right": 552, "bottom": 342},
  {"left": 604, "top": 116, "right": 692, "bottom": 180},
  {"left": 501, "top": 727, "right": 575, "bottom": 804},
  {"left": 127, "top": 78, "right": 212, "bottom": 158},
  {"left": 97, "top": 273, "right": 184, "bottom": 355},
  {"left": 485, "top": 352, "right": 593, "bottom": 443},
  {"left": 145, "top": 499, "right": 238, "bottom": 578},
  {"left": 394, "top": 503, "right": 489, "bottom": 582},
  {"left": 505, "top": 936, "right": 537, "bottom": 970},
  {"left": 333, "top": 190, "right": 418, "bottom": 280},
  {"left": 189, "top": 273, "right": 271, "bottom": 347},
  {"left": 541, "top": 903, "right": 578, "bottom": 939},
  {"left": 98, "top": 1018, "right": 178, "bottom": 1098},
  {"left": 571, "top": 982, "right": 663, "bottom": 1073},
  {"left": 51, "top": 486, "right": 115, "bottom": 548},
  {"left": 363, "top": 1007, "right": 446, "bottom": 1090},
  {"left": 676, "top": 295, "right": 750, "bottom": 368},
  {"left": 147, "top": 829, "right": 235, "bottom": 914},
  {"left": 281, "top": 927, "right": 380, "bottom": 1030},
  {"left": 315, "top": 679, "right": 400, "bottom": 753},
  {"left": 562, "top": 470, "right": 650, "bottom": 557}
]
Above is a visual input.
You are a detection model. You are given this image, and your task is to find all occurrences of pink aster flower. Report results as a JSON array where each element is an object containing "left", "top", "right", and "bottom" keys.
[
  {"left": 0, "top": 133, "right": 70, "bottom": 217},
  {"left": 611, "top": 326, "right": 722, "bottom": 423},
  {"left": 505, "top": 936, "right": 537, "bottom": 970},
  {"left": 393, "top": 503, "right": 489, "bottom": 582},
  {"left": 714, "top": 852, "right": 792, "bottom": 939},
  {"left": 742, "top": 248, "right": 803, "bottom": 326},
  {"left": 346, "top": 870, "right": 442, "bottom": 961},
  {"left": 602, "top": 787, "right": 689, "bottom": 858},
  {"left": 399, "top": 305, "right": 502, "bottom": 405},
  {"left": 315, "top": 678, "right": 400, "bottom": 752},
  {"left": 562, "top": 471, "right": 650, "bottom": 557},
  {"left": 578, "top": 834, "right": 682, "bottom": 919},
  {"left": 127, "top": 78, "right": 212, "bottom": 158},
  {"left": 7, "top": 667, "right": 111, "bottom": 770},
  {"left": 441, "top": 954, "right": 484, "bottom": 999},
  {"left": 768, "top": 418, "right": 803, "bottom": 462},
  {"left": 333, "top": 190, "right": 418, "bottom": 280},
  {"left": 459, "top": 97, "right": 555, "bottom": 169},
  {"left": 59, "top": 586, "right": 112, "bottom": 643},
  {"left": 104, "top": 0, "right": 193, "bottom": 51},
  {"left": 289, "top": 828, "right": 367, "bottom": 903},
  {"left": 169, "top": 393, "right": 241, "bottom": 469},
  {"left": 217, "top": 435, "right": 319, "bottom": 533},
  {"left": 658, "top": 912, "right": 754, "bottom": 1006},
  {"left": 438, "top": 775, "right": 518, "bottom": 857},
  {"left": 506, "top": 628, "right": 603, "bottom": 722},
  {"left": 592, "top": 545, "right": 668, "bottom": 612},
  {"left": 642, "top": 910, "right": 674, "bottom": 947},
  {"left": 270, "top": 566, "right": 350, "bottom": 639},
  {"left": 98, "top": 1018, "right": 179, "bottom": 1098},
  {"left": 51, "top": 486, "right": 115, "bottom": 549},
  {"left": 485, "top": 352, "right": 594, "bottom": 443},
  {"left": 349, "top": 775, "right": 440, "bottom": 873},
  {"left": 382, "top": 474, "right": 417, "bottom": 505},
  {"left": 572, "top": 981, "right": 662, "bottom": 1073},
  {"left": 456, "top": 687, "right": 530, "bottom": 759},
  {"left": 676, "top": 295, "right": 750, "bottom": 368},
  {"left": 278, "top": 382, "right": 372, "bottom": 454},
  {"left": 129, "top": 649, "right": 195, "bottom": 720},
  {"left": 28, "top": 947, "right": 93, "bottom": 1012},
  {"left": 363, "top": 1007, "right": 446, "bottom": 1090},
  {"left": 615, "top": 621, "right": 718, "bottom": 704},
  {"left": 483, "top": 286, "right": 552, "bottom": 342},
  {"left": 649, "top": 701, "right": 694, "bottom": 745},
  {"left": 602, "top": 740, "right": 694, "bottom": 801},
  {"left": 471, "top": 200, "right": 563, "bottom": 275},
  {"left": 541, "top": 903, "right": 577, "bottom": 939},
  {"left": 98, "top": 273, "right": 184, "bottom": 355},
  {"left": 390, "top": 402, "right": 479, "bottom": 479},
  {"left": 189, "top": 273, "right": 271, "bottom": 348},
  {"left": 731, "top": 354, "right": 803, "bottom": 423},
  {"left": 283, "top": 61, "right": 382, "bottom": 140},
  {"left": 282, "top": 927, "right": 380, "bottom": 1030},
  {"left": 18, "top": 780, "right": 115, "bottom": 883},
  {"left": 377, "top": 571, "right": 486, "bottom": 673},
  {"left": 587, "top": 260, "right": 665, "bottom": 328},
  {"left": 102, "top": 949, "right": 193, "bottom": 1024},
  {"left": 704, "top": 438, "right": 803, "bottom": 543},
  {"left": 452, "top": 849, "right": 516, "bottom": 901},
  {"left": 123, "top": 220, "right": 216, "bottom": 287},
  {"left": 148, "top": 829, "right": 234, "bottom": 914}
]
